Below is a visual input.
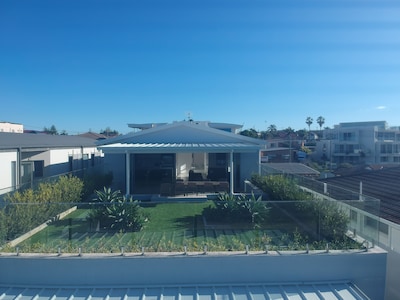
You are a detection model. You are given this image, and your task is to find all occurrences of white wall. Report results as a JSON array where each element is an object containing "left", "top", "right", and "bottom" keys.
[
  {"left": 0, "top": 250, "right": 387, "bottom": 300},
  {"left": 0, "top": 150, "right": 17, "bottom": 194},
  {"left": 49, "top": 147, "right": 99, "bottom": 165}
]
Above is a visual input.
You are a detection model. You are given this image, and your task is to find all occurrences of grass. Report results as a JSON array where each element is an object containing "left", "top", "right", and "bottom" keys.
[{"left": 7, "top": 201, "right": 361, "bottom": 253}]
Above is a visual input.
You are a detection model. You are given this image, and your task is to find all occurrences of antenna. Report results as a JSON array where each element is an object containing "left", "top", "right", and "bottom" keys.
[{"left": 186, "top": 112, "right": 193, "bottom": 122}]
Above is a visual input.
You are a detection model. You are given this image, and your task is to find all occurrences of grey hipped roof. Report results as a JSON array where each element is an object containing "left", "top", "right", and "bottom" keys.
[
  {"left": 0, "top": 132, "right": 97, "bottom": 150},
  {"left": 98, "top": 121, "right": 266, "bottom": 153}
]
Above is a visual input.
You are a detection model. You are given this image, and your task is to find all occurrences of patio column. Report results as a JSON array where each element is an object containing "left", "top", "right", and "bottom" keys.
[
  {"left": 125, "top": 152, "right": 130, "bottom": 196},
  {"left": 229, "top": 150, "right": 234, "bottom": 194}
]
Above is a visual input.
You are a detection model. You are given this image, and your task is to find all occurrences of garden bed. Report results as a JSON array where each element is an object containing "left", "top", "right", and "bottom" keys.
[{"left": 3, "top": 201, "right": 362, "bottom": 253}]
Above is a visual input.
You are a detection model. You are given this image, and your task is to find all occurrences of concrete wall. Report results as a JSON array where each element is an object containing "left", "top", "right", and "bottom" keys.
[
  {"left": 386, "top": 250, "right": 400, "bottom": 300},
  {"left": 0, "top": 250, "right": 387, "bottom": 300},
  {"left": 239, "top": 152, "right": 259, "bottom": 185}
]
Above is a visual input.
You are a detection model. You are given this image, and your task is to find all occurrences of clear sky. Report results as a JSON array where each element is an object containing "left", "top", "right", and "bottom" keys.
[{"left": 1, "top": 0, "right": 400, "bottom": 135}]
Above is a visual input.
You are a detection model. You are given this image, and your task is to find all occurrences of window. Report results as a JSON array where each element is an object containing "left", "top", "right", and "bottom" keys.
[
  {"left": 34, "top": 160, "right": 44, "bottom": 177},
  {"left": 381, "top": 156, "right": 388, "bottom": 162}
]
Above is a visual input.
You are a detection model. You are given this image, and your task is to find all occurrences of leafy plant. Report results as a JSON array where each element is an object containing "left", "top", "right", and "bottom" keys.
[
  {"left": 204, "top": 192, "right": 269, "bottom": 227},
  {"left": 87, "top": 187, "right": 147, "bottom": 232},
  {"left": 251, "top": 174, "right": 350, "bottom": 242},
  {"left": 2, "top": 175, "right": 83, "bottom": 240}
]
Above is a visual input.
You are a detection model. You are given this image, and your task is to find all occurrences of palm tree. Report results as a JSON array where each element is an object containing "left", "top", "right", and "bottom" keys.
[
  {"left": 267, "top": 124, "right": 277, "bottom": 137},
  {"left": 306, "top": 117, "right": 313, "bottom": 131},
  {"left": 317, "top": 116, "right": 325, "bottom": 131}
]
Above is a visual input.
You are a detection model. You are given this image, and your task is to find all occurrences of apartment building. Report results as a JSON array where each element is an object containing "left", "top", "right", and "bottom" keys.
[
  {"left": 0, "top": 122, "right": 23, "bottom": 133},
  {"left": 315, "top": 121, "right": 400, "bottom": 166}
]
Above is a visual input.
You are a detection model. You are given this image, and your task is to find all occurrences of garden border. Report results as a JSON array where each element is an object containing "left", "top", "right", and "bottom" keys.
[{"left": 6, "top": 206, "right": 77, "bottom": 248}]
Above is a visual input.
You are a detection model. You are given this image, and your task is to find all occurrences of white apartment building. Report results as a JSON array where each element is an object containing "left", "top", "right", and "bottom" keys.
[
  {"left": 0, "top": 122, "right": 23, "bottom": 133},
  {"left": 316, "top": 121, "right": 400, "bottom": 166}
]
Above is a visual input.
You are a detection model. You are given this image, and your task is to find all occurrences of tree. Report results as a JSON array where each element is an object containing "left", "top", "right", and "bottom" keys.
[
  {"left": 267, "top": 124, "right": 277, "bottom": 138},
  {"left": 100, "top": 127, "right": 119, "bottom": 137},
  {"left": 306, "top": 117, "right": 313, "bottom": 131},
  {"left": 295, "top": 129, "right": 307, "bottom": 139},
  {"left": 317, "top": 116, "right": 325, "bottom": 131},
  {"left": 240, "top": 128, "right": 259, "bottom": 139},
  {"left": 43, "top": 125, "right": 58, "bottom": 135}
]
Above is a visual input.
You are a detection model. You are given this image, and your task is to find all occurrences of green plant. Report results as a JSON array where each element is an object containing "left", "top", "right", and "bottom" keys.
[
  {"left": 2, "top": 175, "right": 83, "bottom": 240},
  {"left": 204, "top": 192, "right": 269, "bottom": 227},
  {"left": 251, "top": 174, "right": 312, "bottom": 201},
  {"left": 87, "top": 187, "right": 147, "bottom": 232}
]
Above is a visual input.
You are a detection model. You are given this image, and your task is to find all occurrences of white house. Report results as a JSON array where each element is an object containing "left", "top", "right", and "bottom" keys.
[
  {"left": 0, "top": 122, "right": 23, "bottom": 133},
  {"left": 0, "top": 132, "right": 103, "bottom": 195}
]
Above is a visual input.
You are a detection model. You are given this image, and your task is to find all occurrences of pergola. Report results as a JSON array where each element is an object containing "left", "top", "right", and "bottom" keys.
[{"left": 98, "top": 121, "right": 266, "bottom": 196}]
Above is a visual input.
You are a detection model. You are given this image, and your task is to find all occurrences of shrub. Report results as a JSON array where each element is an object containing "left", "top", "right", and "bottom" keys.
[
  {"left": 251, "top": 174, "right": 312, "bottom": 201},
  {"left": 87, "top": 187, "right": 147, "bottom": 232},
  {"left": 204, "top": 192, "right": 269, "bottom": 227},
  {"left": 2, "top": 175, "right": 83, "bottom": 240},
  {"left": 251, "top": 173, "right": 350, "bottom": 242}
]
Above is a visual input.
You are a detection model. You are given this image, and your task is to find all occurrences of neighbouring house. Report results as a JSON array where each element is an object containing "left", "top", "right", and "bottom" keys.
[
  {"left": 0, "top": 121, "right": 23, "bottom": 133},
  {"left": 78, "top": 131, "right": 108, "bottom": 140},
  {"left": 97, "top": 120, "right": 267, "bottom": 197},
  {"left": 0, "top": 132, "right": 103, "bottom": 195},
  {"left": 317, "top": 165, "right": 400, "bottom": 300}
]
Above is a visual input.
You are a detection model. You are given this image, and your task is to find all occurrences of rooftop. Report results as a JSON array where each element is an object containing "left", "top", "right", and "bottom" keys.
[{"left": 320, "top": 165, "right": 400, "bottom": 224}]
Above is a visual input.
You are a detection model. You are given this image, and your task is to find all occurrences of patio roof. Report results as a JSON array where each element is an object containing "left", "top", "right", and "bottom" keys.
[
  {"left": 0, "top": 282, "right": 369, "bottom": 300},
  {"left": 98, "top": 121, "right": 266, "bottom": 154}
]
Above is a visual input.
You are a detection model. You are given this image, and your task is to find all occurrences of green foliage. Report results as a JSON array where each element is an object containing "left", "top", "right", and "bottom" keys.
[
  {"left": 204, "top": 192, "right": 270, "bottom": 227},
  {"left": 43, "top": 125, "right": 58, "bottom": 135},
  {"left": 251, "top": 174, "right": 312, "bottom": 200},
  {"left": 2, "top": 175, "right": 83, "bottom": 241},
  {"left": 0, "top": 209, "right": 7, "bottom": 243},
  {"left": 87, "top": 187, "right": 147, "bottom": 232},
  {"left": 300, "top": 199, "right": 349, "bottom": 241},
  {"left": 239, "top": 128, "right": 259, "bottom": 139},
  {"left": 6, "top": 200, "right": 362, "bottom": 253},
  {"left": 251, "top": 174, "right": 350, "bottom": 242}
]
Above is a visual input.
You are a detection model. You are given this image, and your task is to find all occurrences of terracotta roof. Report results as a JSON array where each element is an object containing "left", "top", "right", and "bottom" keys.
[
  {"left": 78, "top": 132, "right": 107, "bottom": 140},
  {"left": 320, "top": 166, "right": 400, "bottom": 224}
]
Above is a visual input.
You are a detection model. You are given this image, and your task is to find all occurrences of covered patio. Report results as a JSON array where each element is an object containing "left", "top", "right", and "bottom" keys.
[{"left": 98, "top": 121, "right": 266, "bottom": 198}]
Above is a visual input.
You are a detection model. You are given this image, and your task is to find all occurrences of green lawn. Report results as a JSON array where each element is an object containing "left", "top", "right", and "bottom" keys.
[{"left": 10, "top": 201, "right": 360, "bottom": 253}]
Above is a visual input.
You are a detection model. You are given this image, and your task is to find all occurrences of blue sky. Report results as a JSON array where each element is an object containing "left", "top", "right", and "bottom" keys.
[{"left": 1, "top": 0, "right": 400, "bottom": 134}]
